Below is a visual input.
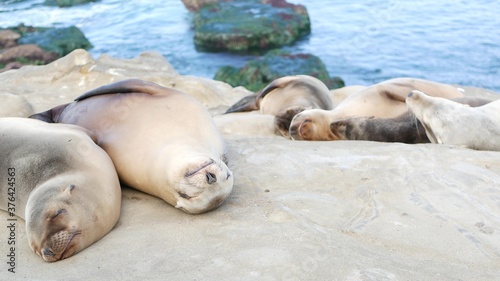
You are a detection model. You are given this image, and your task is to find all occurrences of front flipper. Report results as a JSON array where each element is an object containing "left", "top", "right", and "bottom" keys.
[
  {"left": 75, "top": 79, "right": 173, "bottom": 101},
  {"left": 224, "top": 92, "right": 260, "bottom": 114}
]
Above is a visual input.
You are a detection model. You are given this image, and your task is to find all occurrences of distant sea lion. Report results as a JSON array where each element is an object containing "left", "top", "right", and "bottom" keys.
[
  {"left": 30, "top": 79, "right": 233, "bottom": 214},
  {"left": 406, "top": 90, "right": 500, "bottom": 150},
  {"left": 0, "top": 117, "right": 121, "bottom": 262},
  {"left": 225, "top": 75, "right": 333, "bottom": 138},
  {"left": 330, "top": 97, "right": 493, "bottom": 143},
  {"left": 289, "top": 78, "right": 465, "bottom": 141}
]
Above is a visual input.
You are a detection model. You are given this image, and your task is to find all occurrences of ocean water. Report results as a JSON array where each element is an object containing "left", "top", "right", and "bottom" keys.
[{"left": 1, "top": 0, "right": 499, "bottom": 92}]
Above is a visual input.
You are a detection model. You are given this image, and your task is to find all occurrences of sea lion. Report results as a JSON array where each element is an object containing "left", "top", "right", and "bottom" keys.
[
  {"left": 406, "top": 90, "right": 500, "bottom": 151},
  {"left": 30, "top": 79, "right": 233, "bottom": 214},
  {"left": 225, "top": 75, "right": 333, "bottom": 138},
  {"left": 289, "top": 78, "right": 465, "bottom": 141},
  {"left": 329, "top": 97, "right": 493, "bottom": 143},
  {"left": 0, "top": 117, "right": 121, "bottom": 262}
]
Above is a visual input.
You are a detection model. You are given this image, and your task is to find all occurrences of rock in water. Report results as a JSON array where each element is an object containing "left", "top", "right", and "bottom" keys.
[{"left": 193, "top": 0, "right": 310, "bottom": 53}]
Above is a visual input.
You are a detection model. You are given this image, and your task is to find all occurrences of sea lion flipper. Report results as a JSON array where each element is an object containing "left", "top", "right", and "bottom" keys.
[
  {"left": 75, "top": 79, "right": 169, "bottom": 101},
  {"left": 29, "top": 109, "right": 55, "bottom": 123},
  {"left": 29, "top": 103, "right": 69, "bottom": 123},
  {"left": 224, "top": 93, "right": 260, "bottom": 113}
]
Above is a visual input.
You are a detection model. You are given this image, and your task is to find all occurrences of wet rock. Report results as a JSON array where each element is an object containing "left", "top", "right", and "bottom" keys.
[
  {"left": 19, "top": 26, "right": 93, "bottom": 56},
  {"left": 193, "top": 0, "right": 310, "bottom": 53},
  {"left": 0, "top": 30, "right": 21, "bottom": 48},
  {"left": 214, "top": 50, "right": 344, "bottom": 91},
  {"left": 0, "top": 44, "right": 58, "bottom": 71},
  {"left": 44, "top": 0, "right": 98, "bottom": 7},
  {"left": 181, "top": 0, "right": 219, "bottom": 12}
]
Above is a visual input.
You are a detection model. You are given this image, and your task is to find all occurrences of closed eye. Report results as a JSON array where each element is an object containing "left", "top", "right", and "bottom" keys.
[{"left": 51, "top": 209, "right": 67, "bottom": 220}]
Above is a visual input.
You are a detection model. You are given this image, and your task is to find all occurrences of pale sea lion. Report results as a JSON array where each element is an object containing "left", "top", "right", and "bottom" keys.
[
  {"left": 0, "top": 117, "right": 121, "bottom": 262},
  {"left": 330, "top": 97, "right": 493, "bottom": 143},
  {"left": 406, "top": 90, "right": 500, "bottom": 151},
  {"left": 225, "top": 75, "right": 333, "bottom": 138},
  {"left": 30, "top": 79, "right": 233, "bottom": 214},
  {"left": 289, "top": 78, "right": 465, "bottom": 141}
]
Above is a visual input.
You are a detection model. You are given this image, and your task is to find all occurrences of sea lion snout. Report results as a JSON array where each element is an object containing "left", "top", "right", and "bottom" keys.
[{"left": 206, "top": 172, "right": 217, "bottom": 184}]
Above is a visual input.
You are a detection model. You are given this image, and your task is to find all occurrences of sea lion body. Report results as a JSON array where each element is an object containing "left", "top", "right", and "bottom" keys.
[
  {"left": 289, "top": 78, "right": 465, "bottom": 141},
  {"left": 31, "top": 79, "right": 233, "bottom": 214},
  {"left": 0, "top": 117, "right": 121, "bottom": 262},
  {"left": 406, "top": 90, "right": 500, "bottom": 150},
  {"left": 225, "top": 75, "right": 333, "bottom": 138}
]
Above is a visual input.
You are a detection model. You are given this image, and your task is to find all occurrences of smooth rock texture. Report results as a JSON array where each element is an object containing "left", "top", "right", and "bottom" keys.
[{"left": 0, "top": 50, "right": 499, "bottom": 280}]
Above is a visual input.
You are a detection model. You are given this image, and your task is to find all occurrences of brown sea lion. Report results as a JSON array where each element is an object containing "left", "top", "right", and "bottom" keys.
[{"left": 225, "top": 75, "right": 333, "bottom": 138}]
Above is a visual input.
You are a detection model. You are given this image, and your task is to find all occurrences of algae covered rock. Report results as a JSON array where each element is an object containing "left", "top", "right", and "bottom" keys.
[
  {"left": 44, "top": 0, "right": 98, "bottom": 7},
  {"left": 214, "top": 50, "right": 344, "bottom": 91},
  {"left": 193, "top": 0, "right": 310, "bottom": 53},
  {"left": 19, "top": 26, "right": 93, "bottom": 56}
]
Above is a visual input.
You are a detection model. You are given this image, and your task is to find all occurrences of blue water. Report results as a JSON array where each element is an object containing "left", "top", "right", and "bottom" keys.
[{"left": 1, "top": 0, "right": 499, "bottom": 92}]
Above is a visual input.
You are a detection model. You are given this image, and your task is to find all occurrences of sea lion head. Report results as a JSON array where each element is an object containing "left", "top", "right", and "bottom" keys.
[
  {"left": 25, "top": 184, "right": 88, "bottom": 262},
  {"left": 172, "top": 155, "right": 233, "bottom": 214},
  {"left": 406, "top": 90, "right": 442, "bottom": 143},
  {"left": 289, "top": 109, "right": 339, "bottom": 141}
]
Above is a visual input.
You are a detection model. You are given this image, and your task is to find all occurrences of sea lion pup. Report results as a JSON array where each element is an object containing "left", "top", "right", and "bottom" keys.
[
  {"left": 225, "top": 75, "right": 333, "bottom": 137},
  {"left": 289, "top": 78, "right": 466, "bottom": 141},
  {"left": 330, "top": 112, "right": 430, "bottom": 143},
  {"left": 0, "top": 117, "right": 121, "bottom": 262},
  {"left": 30, "top": 79, "right": 233, "bottom": 214},
  {"left": 330, "top": 97, "right": 493, "bottom": 143},
  {"left": 406, "top": 90, "right": 500, "bottom": 151}
]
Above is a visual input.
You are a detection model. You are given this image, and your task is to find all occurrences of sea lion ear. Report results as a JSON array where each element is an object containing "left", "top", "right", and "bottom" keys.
[{"left": 62, "top": 184, "right": 76, "bottom": 195}]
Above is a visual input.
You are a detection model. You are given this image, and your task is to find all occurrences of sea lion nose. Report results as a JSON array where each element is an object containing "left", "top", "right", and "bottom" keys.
[
  {"left": 42, "top": 247, "right": 55, "bottom": 257},
  {"left": 206, "top": 172, "right": 217, "bottom": 184},
  {"left": 408, "top": 91, "right": 414, "bottom": 98}
]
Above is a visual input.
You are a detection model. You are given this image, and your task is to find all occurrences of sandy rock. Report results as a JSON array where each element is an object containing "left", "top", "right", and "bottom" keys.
[
  {"left": 0, "top": 51, "right": 498, "bottom": 280},
  {"left": 0, "top": 92, "right": 34, "bottom": 117}
]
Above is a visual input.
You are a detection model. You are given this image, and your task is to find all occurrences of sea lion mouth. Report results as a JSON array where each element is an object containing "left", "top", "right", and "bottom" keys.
[{"left": 42, "top": 230, "right": 81, "bottom": 262}]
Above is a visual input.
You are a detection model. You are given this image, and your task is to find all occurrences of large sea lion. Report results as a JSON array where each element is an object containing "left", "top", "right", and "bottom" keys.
[
  {"left": 289, "top": 78, "right": 465, "bottom": 141},
  {"left": 225, "top": 75, "right": 333, "bottom": 138},
  {"left": 30, "top": 79, "right": 233, "bottom": 214},
  {"left": 329, "top": 97, "right": 493, "bottom": 143},
  {"left": 0, "top": 117, "right": 121, "bottom": 262},
  {"left": 406, "top": 90, "right": 500, "bottom": 151}
]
